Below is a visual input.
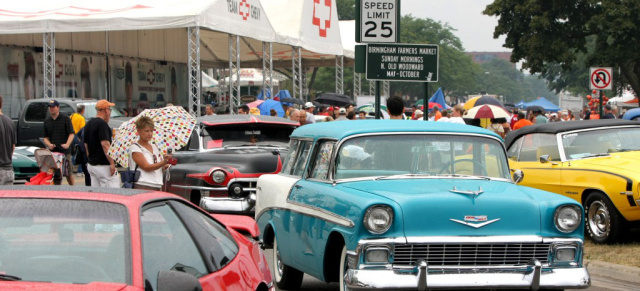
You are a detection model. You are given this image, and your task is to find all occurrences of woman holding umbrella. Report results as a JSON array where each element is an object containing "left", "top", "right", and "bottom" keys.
[{"left": 130, "top": 116, "right": 172, "bottom": 190}]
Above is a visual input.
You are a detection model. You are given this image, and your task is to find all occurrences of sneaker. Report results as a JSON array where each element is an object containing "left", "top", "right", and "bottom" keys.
[{"left": 76, "top": 172, "right": 84, "bottom": 177}]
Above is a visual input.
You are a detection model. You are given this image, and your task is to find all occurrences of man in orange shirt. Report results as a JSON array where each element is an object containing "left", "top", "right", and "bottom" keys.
[
  {"left": 513, "top": 111, "right": 533, "bottom": 130},
  {"left": 432, "top": 105, "right": 442, "bottom": 121}
]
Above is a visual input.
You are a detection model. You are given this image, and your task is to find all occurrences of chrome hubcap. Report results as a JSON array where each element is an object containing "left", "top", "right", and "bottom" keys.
[
  {"left": 588, "top": 201, "right": 610, "bottom": 238},
  {"left": 276, "top": 248, "right": 284, "bottom": 277}
]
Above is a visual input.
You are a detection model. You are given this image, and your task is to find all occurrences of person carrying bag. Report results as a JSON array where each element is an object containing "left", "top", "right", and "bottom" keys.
[{"left": 127, "top": 116, "right": 172, "bottom": 191}]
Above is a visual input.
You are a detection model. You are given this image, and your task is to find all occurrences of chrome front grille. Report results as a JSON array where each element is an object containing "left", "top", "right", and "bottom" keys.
[{"left": 393, "top": 243, "right": 551, "bottom": 266}]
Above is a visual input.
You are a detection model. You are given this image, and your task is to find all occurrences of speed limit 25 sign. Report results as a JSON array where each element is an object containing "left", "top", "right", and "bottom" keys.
[{"left": 356, "top": 0, "right": 400, "bottom": 43}]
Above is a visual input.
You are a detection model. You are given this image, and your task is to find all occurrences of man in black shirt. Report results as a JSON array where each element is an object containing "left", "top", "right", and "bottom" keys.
[
  {"left": 602, "top": 104, "right": 616, "bottom": 119},
  {"left": 84, "top": 99, "right": 120, "bottom": 187},
  {"left": 43, "top": 99, "right": 75, "bottom": 185},
  {"left": 582, "top": 105, "right": 591, "bottom": 120},
  {"left": 0, "top": 94, "right": 16, "bottom": 185}
]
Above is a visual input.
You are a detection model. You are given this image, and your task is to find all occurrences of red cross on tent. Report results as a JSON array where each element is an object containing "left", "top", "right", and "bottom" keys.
[
  {"left": 147, "top": 69, "right": 155, "bottom": 85},
  {"left": 239, "top": 0, "right": 250, "bottom": 21},
  {"left": 55, "top": 60, "right": 63, "bottom": 78},
  {"left": 312, "top": 0, "right": 332, "bottom": 38}
]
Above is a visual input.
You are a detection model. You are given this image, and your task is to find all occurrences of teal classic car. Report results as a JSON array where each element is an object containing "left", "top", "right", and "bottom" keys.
[{"left": 255, "top": 120, "right": 590, "bottom": 290}]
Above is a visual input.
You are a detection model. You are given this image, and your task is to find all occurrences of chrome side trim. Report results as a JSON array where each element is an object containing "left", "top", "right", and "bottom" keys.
[
  {"left": 173, "top": 185, "right": 226, "bottom": 191},
  {"left": 288, "top": 201, "right": 355, "bottom": 227},
  {"left": 259, "top": 205, "right": 354, "bottom": 228}
]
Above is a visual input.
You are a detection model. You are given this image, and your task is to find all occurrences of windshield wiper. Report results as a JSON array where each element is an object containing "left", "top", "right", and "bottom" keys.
[
  {"left": 0, "top": 274, "right": 22, "bottom": 281},
  {"left": 616, "top": 148, "right": 640, "bottom": 152},
  {"left": 582, "top": 153, "right": 610, "bottom": 158},
  {"left": 435, "top": 174, "right": 492, "bottom": 180},
  {"left": 374, "top": 173, "right": 433, "bottom": 180}
]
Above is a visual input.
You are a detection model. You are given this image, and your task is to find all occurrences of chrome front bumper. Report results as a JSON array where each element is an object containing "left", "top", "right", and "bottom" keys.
[
  {"left": 345, "top": 260, "right": 590, "bottom": 290},
  {"left": 200, "top": 193, "right": 256, "bottom": 214}
]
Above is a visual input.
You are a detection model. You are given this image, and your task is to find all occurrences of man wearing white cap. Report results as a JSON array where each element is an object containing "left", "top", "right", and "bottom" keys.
[
  {"left": 412, "top": 109, "right": 424, "bottom": 120},
  {"left": 304, "top": 102, "right": 316, "bottom": 124}
]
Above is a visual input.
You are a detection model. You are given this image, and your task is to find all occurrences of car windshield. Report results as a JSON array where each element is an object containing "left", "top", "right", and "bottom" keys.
[
  {"left": 561, "top": 127, "right": 640, "bottom": 159},
  {"left": 0, "top": 198, "right": 130, "bottom": 284},
  {"left": 335, "top": 134, "right": 510, "bottom": 180},
  {"left": 79, "top": 102, "right": 124, "bottom": 118},
  {"left": 202, "top": 123, "right": 294, "bottom": 148}
]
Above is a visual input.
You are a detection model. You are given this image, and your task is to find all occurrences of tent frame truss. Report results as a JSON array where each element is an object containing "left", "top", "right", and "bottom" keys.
[
  {"left": 188, "top": 27, "right": 201, "bottom": 117},
  {"left": 383, "top": 81, "right": 390, "bottom": 98},
  {"left": 229, "top": 34, "right": 241, "bottom": 113},
  {"left": 43, "top": 33, "right": 55, "bottom": 98},
  {"left": 335, "top": 56, "right": 343, "bottom": 94},
  {"left": 354, "top": 71, "right": 361, "bottom": 96},
  {"left": 292, "top": 46, "right": 302, "bottom": 100},
  {"left": 369, "top": 80, "right": 375, "bottom": 95},
  {"left": 262, "top": 42, "right": 273, "bottom": 99}
]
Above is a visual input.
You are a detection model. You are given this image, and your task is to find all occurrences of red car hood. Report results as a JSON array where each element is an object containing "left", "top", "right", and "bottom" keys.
[{"left": 0, "top": 282, "right": 138, "bottom": 290}]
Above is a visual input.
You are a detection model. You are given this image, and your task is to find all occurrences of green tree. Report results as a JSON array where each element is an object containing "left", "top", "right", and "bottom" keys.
[
  {"left": 336, "top": 0, "right": 355, "bottom": 20},
  {"left": 484, "top": 0, "right": 640, "bottom": 106}
]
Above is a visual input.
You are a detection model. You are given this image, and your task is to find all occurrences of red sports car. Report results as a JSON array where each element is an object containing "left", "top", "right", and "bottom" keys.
[{"left": 0, "top": 186, "right": 273, "bottom": 291}]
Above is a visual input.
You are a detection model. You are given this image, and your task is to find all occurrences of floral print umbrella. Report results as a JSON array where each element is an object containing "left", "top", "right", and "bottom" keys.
[{"left": 108, "top": 106, "right": 197, "bottom": 168}]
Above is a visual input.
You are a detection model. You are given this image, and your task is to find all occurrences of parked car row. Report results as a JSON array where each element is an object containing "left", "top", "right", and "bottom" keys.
[{"left": 5, "top": 114, "right": 639, "bottom": 290}]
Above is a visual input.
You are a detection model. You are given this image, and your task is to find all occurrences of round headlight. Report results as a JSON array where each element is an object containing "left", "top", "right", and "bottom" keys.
[
  {"left": 211, "top": 170, "right": 226, "bottom": 184},
  {"left": 555, "top": 205, "right": 582, "bottom": 233},
  {"left": 363, "top": 205, "right": 393, "bottom": 234}
]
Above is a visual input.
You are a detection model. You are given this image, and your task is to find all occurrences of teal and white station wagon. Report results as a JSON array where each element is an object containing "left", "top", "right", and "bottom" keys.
[{"left": 255, "top": 120, "right": 590, "bottom": 290}]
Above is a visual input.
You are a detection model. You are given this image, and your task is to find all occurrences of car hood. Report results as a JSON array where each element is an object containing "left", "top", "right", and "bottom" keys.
[
  {"left": 574, "top": 152, "right": 640, "bottom": 174},
  {"left": 342, "top": 179, "right": 562, "bottom": 237},
  {"left": 174, "top": 147, "right": 284, "bottom": 174}
]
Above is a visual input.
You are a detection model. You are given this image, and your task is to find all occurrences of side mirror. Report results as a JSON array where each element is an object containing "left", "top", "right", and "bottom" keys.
[
  {"left": 272, "top": 149, "right": 280, "bottom": 155},
  {"left": 157, "top": 270, "right": 202, "bottom": 291},
  {"left": 539, "top": 154, "right": 552, "bottom": 163},
  {"left": 512, "top": 169, "right": 524, "bottom": 184}
]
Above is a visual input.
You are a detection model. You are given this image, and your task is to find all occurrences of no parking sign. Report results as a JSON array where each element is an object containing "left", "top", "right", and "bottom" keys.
[{"left": 590, "top": 67, "right": 612, "bottom": 90}]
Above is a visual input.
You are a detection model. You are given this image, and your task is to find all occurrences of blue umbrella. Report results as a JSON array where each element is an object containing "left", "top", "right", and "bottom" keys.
[
  {"left": 257, "top": 89, "right": 271, "bottom": 100},
  {"left": 276, "top": 90, "right": 292, "bottom": 99},
  {"left": 428, "top": 87, "right": 450, "bottom": 110},
  {"left": 257, "top": 99, "right": 285, "bottom": 117}
]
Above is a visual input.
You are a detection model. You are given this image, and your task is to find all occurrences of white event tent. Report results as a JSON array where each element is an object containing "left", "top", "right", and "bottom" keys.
[{"left": 0, "top": 0, "right": 349, "bottom": 115}]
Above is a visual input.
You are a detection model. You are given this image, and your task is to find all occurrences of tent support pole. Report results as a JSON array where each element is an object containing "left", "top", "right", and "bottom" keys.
[
  {"left": 105, "top": 31, "right": 111, "bottom": 101},
  {"left": 229, "top": 35, "right": 241, "bottom": 113},
  {"left": 353, "top": 71, "right": 361, "bottom": 96},
  {"left": 335, "top": 55, "right": 344, "bottom": 94},
  {"left": 262, "top": 42, "right": 273, "bottom": 99},
  {"left": 188, "top": 26, "right": 201, "bottom": 117},
  {"left": 43, "top": 32, "right": 55, "bottom": 98},
  {"left": 292, "top": 46, "right": 302, "bottom": 101}
]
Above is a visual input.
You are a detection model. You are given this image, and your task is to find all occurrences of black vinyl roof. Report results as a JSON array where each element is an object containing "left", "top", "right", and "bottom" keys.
[
  {"left": 197, "top": 114, "right": 299, "bottom": 125},
  {"left": 504, "top": 119, "right": 640, "bottom": 149}
]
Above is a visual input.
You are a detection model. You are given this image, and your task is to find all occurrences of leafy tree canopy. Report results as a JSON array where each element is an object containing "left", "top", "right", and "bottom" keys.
[{"left": 484, "top": 0, "right": 640, "bottom": 105}]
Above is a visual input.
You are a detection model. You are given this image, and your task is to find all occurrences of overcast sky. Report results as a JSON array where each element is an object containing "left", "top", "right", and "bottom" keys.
[{"left": 399, "top": 0, "right": 509, "bottom": 52}]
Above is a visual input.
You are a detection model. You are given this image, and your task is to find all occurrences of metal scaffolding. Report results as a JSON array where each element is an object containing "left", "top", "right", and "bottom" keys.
[
  {"left": 43, "top": 33, "right": 55, "bottom": 98},
  {"left": 229, "top": 35, "right": 241, "bottom": 113},
  {"left": 187, "top": 27, "right": 201, "bottom": 117},
  {"left": 335, "top": 56, "right": 344, "bottom": 94},
  {"left": 292, "top": 46, "right": 302, "bottom": 100},
  {"left": 383, "top": 81, "right": 390, "bottom": 98},
  {"left": 369, "top": 80, "right": 375, "bottom": 95},
  {"left": 262, "top": 42, "right": 273, "bottom": 99},
  {"left": 353, "top": 71, "right": 361, "bottom": 96}
]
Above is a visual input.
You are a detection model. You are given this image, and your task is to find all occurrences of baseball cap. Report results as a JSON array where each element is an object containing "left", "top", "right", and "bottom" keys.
[
  {"left": 95, "top": 99, "right": 116, "bottom": 110},
  {"left": 48, "top": 100, "right": 59, "bottom": 107},
  {"left": 339, "top": 108, "right": 346, "bottom": 114},
  {"left": 304, "top": 102, "right": 315, "bottom": 109},
  {"left": 414, "top": 109, "right": 423, "bottom": 115}
]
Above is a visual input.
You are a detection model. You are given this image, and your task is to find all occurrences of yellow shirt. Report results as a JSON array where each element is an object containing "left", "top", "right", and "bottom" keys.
[{"left": 70, "top": 113, "right": 86, "bottom": 134}]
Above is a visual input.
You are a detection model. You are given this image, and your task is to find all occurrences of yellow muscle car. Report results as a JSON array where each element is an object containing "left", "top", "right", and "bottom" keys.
[{"left": 505, "top": 119, "right": 640, "bottom": 243}]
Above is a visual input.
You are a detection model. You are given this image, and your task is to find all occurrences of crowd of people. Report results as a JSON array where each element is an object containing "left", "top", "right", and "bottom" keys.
[{"left": 0, "top": 92, "right": 632, "bottom": 187}]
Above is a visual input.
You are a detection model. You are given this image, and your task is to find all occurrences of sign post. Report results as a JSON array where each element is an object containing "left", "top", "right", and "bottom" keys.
[{"left": 590, "top": 67, "right": 613, "bottom": 118}]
